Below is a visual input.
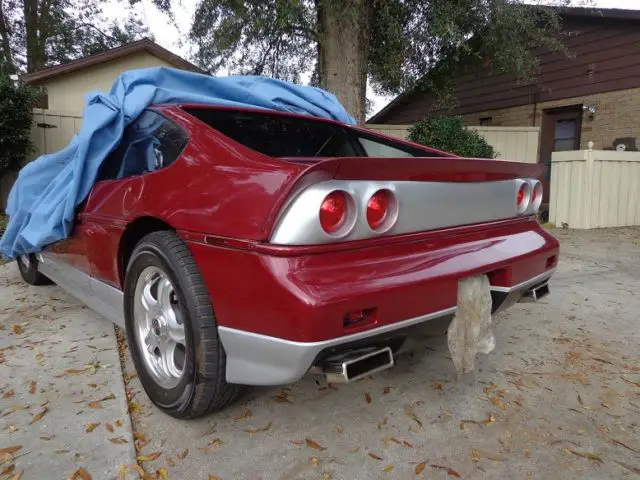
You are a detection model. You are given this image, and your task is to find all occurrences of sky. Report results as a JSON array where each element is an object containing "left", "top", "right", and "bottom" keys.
[{"left": 104, "top": 0, "right": 640, "bottom": 118}]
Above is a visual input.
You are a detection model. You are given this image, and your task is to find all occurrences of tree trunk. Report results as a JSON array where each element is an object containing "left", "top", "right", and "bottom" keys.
[
  {"left": 0, "top": 0, "right": 15, "bottom": 73},
  {"left": 317, "top": 0, "right": 371, "bottom": 124},
  {"left": 24, "top": 0, "right": 45, "bottom": 72}
]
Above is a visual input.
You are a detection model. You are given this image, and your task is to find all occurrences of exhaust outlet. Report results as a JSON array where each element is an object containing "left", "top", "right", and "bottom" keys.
[
  {"left": 520, "top": 282, "right": 550, "bottom": 302},
  {"left": 322, "top": 347, "right": 394, "bottom": 383}
]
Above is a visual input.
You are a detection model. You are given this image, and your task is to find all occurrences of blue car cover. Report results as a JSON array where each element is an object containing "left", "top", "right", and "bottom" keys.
[{"left": 0, "top": 66, "right": 355, "bottom": 259}]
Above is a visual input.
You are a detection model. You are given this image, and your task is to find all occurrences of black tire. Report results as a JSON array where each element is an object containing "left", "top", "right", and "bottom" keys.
[
  {"left": 124, "top": 230, "right": 243, "bottom": 419},
  {"left": 17, "top": 254, "right": 53, "bottom": 286}
]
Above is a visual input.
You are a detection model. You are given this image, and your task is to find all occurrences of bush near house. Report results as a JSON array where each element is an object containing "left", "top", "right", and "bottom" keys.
[
  {"left": 408, "top": 116, "right": 497, "bottom": 159},
  {"left": 0, "top": 77, "right": 39, "bottom": 173}
]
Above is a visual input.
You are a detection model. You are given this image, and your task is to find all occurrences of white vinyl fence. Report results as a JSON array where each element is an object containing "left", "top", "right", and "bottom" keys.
[
  {"left": 365, "top": 124, "right": 540, "bottom": 163},
  {"left": 549, "top": 142, "right": 640, "bottom": 229}
]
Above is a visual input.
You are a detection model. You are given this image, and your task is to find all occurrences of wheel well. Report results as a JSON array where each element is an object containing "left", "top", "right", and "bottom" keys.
[{"left": 118, "top": 216, "right": 173, "bottom": 286}]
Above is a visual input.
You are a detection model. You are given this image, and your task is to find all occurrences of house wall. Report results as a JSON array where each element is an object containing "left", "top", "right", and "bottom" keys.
[
  {"left": 40, "top": 51, "right": 175, "bottom": 115},
  {"left": 461, "top": 87, "right": 640, "bottom": 154},
  {"left": 372, "top": 13, "right": 640, "bottom": 125}
]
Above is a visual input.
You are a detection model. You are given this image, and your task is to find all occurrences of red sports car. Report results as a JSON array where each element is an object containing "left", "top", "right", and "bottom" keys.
[{"left": 16, "top": 104, "right": 559, "bottom": 419}]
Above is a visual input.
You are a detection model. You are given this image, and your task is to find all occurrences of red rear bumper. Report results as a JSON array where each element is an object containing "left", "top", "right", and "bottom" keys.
[{"left": 184, "top": 217, "right": 559, "bottom": 343}]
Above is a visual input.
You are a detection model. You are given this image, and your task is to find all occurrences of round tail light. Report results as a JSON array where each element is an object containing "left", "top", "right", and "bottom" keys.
[
  {"left": 367, "top": 189, "right": 397, "bottom": 231},
  {"left": 319, "top": 191, "right": 348, "bottom": 234},
  {"left": 516, "top": 183, "right": 530, "bottom": 213},
  {"left": 531, "top": 181, "right": 543, "bottom": 212}
]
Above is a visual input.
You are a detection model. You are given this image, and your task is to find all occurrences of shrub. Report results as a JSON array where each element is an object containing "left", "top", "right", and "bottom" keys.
[
  {"left": 408, "top": 116, "right": 497, "bottom": 158},
  {"left": 0, "top": 77, "right": 39, "bottom": 173}
]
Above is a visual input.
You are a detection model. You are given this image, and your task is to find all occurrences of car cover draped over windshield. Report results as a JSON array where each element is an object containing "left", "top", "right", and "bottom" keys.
[{"left": 0, "top": 67, "right": 355, "bottom": 259}]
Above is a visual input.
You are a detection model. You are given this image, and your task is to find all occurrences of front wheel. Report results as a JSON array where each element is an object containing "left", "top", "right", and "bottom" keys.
[{"left": 124, "top": 231, "right": 243, "bottom": 419}]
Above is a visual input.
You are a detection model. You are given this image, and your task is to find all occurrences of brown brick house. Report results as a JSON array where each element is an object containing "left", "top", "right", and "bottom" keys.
[{"left": 368, "top": 7, "right": 640, "bottom": 200}]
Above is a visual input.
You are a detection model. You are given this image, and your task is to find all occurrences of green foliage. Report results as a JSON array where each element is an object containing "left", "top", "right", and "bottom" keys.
[
  {"left": 0, "top": 77, "right": 39, "bottom": 173},
  {"left": 408, "top": 116, "right": 496, "bottom": 158},
  {"left": 188, "top": 0, "right": 567, "bottom": 106},
  {"left": 1, "top": 0, "right": 151, "bottom": 74}
]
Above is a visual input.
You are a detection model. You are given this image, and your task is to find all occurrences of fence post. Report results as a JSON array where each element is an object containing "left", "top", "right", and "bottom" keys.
[{"left": 583, "top": 141, "right": 594, "bottom": 229}]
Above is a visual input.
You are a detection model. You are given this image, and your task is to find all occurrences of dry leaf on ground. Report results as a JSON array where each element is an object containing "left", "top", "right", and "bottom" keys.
[
  {"left": 0, "top": 446, "right": 22, "bottom": 456},
  {"left": 108, "top": 437, "right": 128, "bottom": 445},
  {"left": 105, "top": 423, "right": 114, "bottom": 433},
  {"left": 11, "top": 325, "right": 24, "bottom": 335},
  {"left": 368, "top": 452, "right": 383, "bottom": 460},
  {"left": 177, "top": 448, "right": 189, "bottom": 460},
  {"left": 244, "top": 421, "right": 272, "bottom": 433},
  {"left": 383, "top": 465, "right": 394, "bottom": 472},
  {"left": 305, "top": 438, "right": 327, "bottom": 451},
  {"left": 490, "top": 396, "right": 506, "bottom": 410},
  {"left": 28, "top": 382, "right": 36, "bottom": 395},
  {"left": 415, "top": 462, "right": 426, "bottom": 474},
  {"left": 69, "top": 467, "right": 92, "bottom": 480},
  {"left": 310, "top": 456, "right": 320, "bottom": 466},
  {"left": 3, "top": 390, "right": 14, "bottom": 399},
  {"left": 566, "top": 449, "right": 603, "bottom": 463},
  {"left": 30, "top": 407, "right": 48, "bottom": 424},
  {"left": 208, "top": 475, "right": 222, "bottom": 480},
  {"left": 430, "top": 464, "right": 461, "bottom": 478},
  {"left": 460, "top": 414, "right": 495, "bottom": 429},
  {"left": 404, "top": 406, "right": 423, "bottom": 428},
  {"left": 234, "top": 409, "right": 252, "bottom": 421},
  {"left": 365, "top": 392, "right": 372, "bottom": 404},
  {"left": 84, "top": 423, "right": 100, "bottom": 433},
  {"left": 156, "top": 468, "right": 169, "bottom": 480},
  {"left": 137, "top": 452, "right": 162, "bottom": 462},
  {"left": 1, "top": 405, "right": 29, "bottom": 418}
]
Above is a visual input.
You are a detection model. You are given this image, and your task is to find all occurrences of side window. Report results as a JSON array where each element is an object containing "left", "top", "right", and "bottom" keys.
[
  {"left": 98, "top": 111, "right": 188, "bottom": 181},
  {"left": 358, "top": 137, "right": 414, "bottom": 158}
]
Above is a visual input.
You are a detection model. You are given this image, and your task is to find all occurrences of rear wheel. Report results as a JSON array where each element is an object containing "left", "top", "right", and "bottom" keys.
[
  {"left": 124, "top": 230, "right": 243, "bottom": 419},
  {"left": 17, "top": 254, "right": 53, "bottom": 286}
]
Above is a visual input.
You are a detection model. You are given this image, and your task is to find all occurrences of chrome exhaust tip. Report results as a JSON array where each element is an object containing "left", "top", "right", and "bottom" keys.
[
  {"left": 322, "top": 347, "right": 394, "bottom": 383},
  {"left": 520, "top": 282, "right": 550, "bottom": 302}
]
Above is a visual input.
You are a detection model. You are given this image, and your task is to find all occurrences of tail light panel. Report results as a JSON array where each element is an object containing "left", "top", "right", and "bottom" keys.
[{"left": 270, "top": 178, "right": 542, "bottom": 246}]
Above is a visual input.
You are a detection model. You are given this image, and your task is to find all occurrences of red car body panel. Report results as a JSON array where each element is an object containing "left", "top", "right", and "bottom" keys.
[{"left": 49, "top": 104, "right": 559, "bottom": 351}]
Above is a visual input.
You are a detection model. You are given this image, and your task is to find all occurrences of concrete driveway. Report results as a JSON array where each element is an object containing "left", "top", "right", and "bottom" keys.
[{"left": 2, "top": 227, "right": 640, "bottom": 479}]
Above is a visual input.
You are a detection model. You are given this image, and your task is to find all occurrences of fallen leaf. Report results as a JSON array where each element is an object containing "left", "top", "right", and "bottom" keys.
[
  {"left": 567, "top": 449, "right": 603, "bottom": 463},
  {"left": 84, "top": 423, "right": 100, "bottom": 433},
  {"left": 165, "top": 458, "right": 175, "bottom": 467},
  {"left": 69, "top": 467, "right": 92, "bottom": 479},
  {"left": 365, "top": 392, "right": 372, "bottom": 404},
  {"left": 0, "top": 446, "right": 22, "bottom": 456},
  {"left": 383, "top": 436, "right": 401, "bottom": 445},
  {"left": 402, "top": 440, "right": 413, "bottom": 448},
  {"left": 621, "top": 376, "right": 640, "bottom": 388},
  {"left": 128, "top": 402, "right": 143, "bottom": 414},
  {"left": 234, "top": 409, "right": 252, "bottom": 421},
  {"left": 40, "top": 435, "right": 53, "bottom": 440},
  {"left": 28, "top": 382, "right": 36, "bottom": 395},
  {"left": 382, "top": 386, "right": 391, "bottom": 394},
  {"left": 473, "top": 448, "right": 506, "bottom": 461},
  {"left": 244, "top": 421, "right": 272, "bottom": 433},
  {"left": 460, "top": 414, "right": 495, "bottom": 429},
  {"left": 55, "top": 450, "right": 70, "bottom": 454},
  {"left": 156, "top": 468, "right": 169, "bottom": 480},
  {"left": 177, "top": 448, "right": 189, "bottom": 460},
  {"left": 30, "top": 407, "right": 48, "bottom": 424},
  {"left": 116, "top": 464, "right": 144, "bottom": 480},
  {"left": 383, "top": 465, "right": 394, "bottom": 473},
  {"left": 368, "top": 452, "right": 383, "bottom": 460},
  {"left": 7, "top": 425, "right": 17, "bottom": 433},
  {"left": 577, "top": 394, "right": 598, "bottom": 410},
  {"left": 115, "top": 420, "right": 124, "bottom": 427},
  {"left": 616, "top": 461, "right": 640, "bottom": 474},
  {"left": 404, "top": 406, "right": 423, "bottom": 428},
  {"left": 430, "top": 464, "right": 461, "bottom": 477},
  {"left": 610, "top": 438, "right": 640, "bottom": 454},
  {"left": 1, "top": 464, "right": 15, "bottom": 476},
  {"left": 108, "top": 437, "right": 128, "bottom": 445},
  {"left": 336, "top": 424, "right": 344, "bottom": 434},
  {"left": 431, "top": 382, "right": 444, "bottom": 391},
  {"left": 11, "top": 325, "right": 24, "bottom": 335},
  {"left": 310, "top": 456, "right": 320, "bottom": 466},
  {"left": 305, "top": 438, "right": 327, "bottom": 451},
  {"left": 199, "top": 438, "right": 224, "bottom": 452},
  {"left": 291, "top": 440, "right": 305, "bottom": 446},
  {"left": 1, "top": 405, "right": 29, "bottom": 417},
  {"left": 88, "top": 393, "right": 116, "bottom": 409},
  {"left": 273, "top": 391, "right": 292, "bottom": 403},
  {"left": 3, "top": 390, "right": 14, "bottom": 399},
  {"left": 415, "top": 462, "right": 426, "bottom": 474},
  {"left": 553, "top": 337, "right": 571, "bottom": 344},
  {"left": 137, "top": 452, "right": 162, "bottom": 462},
  {"left": 105, "top": 423, "right": 114, "bottom": 433},
  {"left": 490, "top": 396, "right": 506, "bottom": 410},
  {"left": 208, "top": 476, "right": 222, "bottom": 480},
  {"left": 471, "top": 449, "right": 481, "bottom": 463},
  {"left": 57, "top": 368, "right": 88, "bottom": 377}
]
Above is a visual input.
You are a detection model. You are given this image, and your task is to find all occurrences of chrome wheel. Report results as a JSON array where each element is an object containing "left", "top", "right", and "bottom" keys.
[
  {"left": 19, "top": 255, "right": 31, "bottom": 269},
  {"left": 133, "top": 266, "right": 186, "bottom": 389}
]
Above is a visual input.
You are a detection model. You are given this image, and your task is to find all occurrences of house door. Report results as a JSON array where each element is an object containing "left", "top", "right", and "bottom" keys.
[{"left": 540, "top": 106, "right": 583, "bottom": 205}]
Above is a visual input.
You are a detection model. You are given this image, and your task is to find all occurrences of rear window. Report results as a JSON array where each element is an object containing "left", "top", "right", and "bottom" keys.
[{"left": 183, "top": 108, "right": 441, "bottom": 158}]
